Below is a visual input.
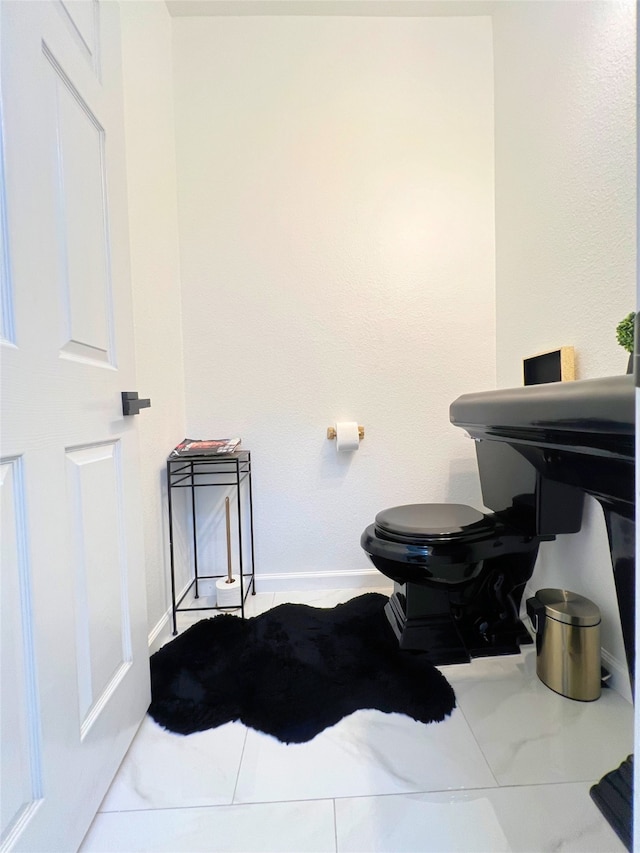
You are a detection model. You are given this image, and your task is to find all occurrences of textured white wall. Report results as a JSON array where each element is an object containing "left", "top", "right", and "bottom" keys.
[
  {"left": 120, "top": 2, "right": 187, "bottom": 639},
  {"left": 172, "top": 15, "right": 496, "bottom": 586},
  {"left": 492, "top": 0, "right": 636, "bottom": 697},
  {"left": 493, "top": 0, "right": 635, "bottom": 387}
]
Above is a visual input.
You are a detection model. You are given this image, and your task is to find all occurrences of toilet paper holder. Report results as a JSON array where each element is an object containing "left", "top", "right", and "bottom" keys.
[{"left": 327, "top": 425, "right": 365, "bottom": 440}]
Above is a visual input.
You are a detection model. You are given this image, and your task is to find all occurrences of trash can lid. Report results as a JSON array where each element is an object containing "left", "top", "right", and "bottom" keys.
[{"left": 535, "top": 588, "right": 601, "bottom": 627}]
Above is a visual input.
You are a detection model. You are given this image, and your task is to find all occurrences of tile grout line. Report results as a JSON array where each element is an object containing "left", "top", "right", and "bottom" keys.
[
  {"left": 332, "top": 799, "right": 338, "bottom": 853},
  {"left": 450, "top": 693, "right": 501, "bottom": 789},
  {"left": 231, "top": 726, "right": 249, "bottom": 804},
  {"left": 93, "top": 778, "right": 606, "bottom": 817}
]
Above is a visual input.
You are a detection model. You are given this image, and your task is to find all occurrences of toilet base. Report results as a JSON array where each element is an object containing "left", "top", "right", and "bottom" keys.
[
  {"left": 386, "top": 574, "right": 534, "bottom": 664},
  {"left": 385, "top": 596, "right": 471, "bottom": 664}
]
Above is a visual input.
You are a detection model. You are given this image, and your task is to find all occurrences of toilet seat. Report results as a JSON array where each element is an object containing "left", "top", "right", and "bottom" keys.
[
  {"left": 374, "top": 503, "right": 495, "bottom": 543},
  {"left": 361, "top": 502, "right": 538, "bottom": 586}
]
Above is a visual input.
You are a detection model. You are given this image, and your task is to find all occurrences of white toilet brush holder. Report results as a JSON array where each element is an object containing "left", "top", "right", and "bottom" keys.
[{"left": 216, "top": 496, "right": 241, "bottom": 608}]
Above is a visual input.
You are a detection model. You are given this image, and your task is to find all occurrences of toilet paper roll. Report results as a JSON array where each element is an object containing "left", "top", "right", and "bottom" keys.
[
  {"left": 335, "top": 421, "right": 360, "bottom": 452},
  {"left": 216, "top": 576, "right": 241, "bottom": 607}
]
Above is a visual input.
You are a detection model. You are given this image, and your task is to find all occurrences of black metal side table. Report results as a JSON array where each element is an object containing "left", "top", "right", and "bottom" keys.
[{"left": 166, "top": 449, "right": 256, "bottom": 634}]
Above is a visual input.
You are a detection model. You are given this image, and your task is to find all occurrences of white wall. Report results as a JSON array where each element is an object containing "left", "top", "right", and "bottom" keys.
[
  {"left": 493, "top": 0, "right": 635, "bottom": 387},
  {"left": 492, "top": 0, "right": 636, "bottom": 698},
  {"left": 118, "top": 0, "right": 635, "bottom": 698},
  {"left": 120, "top": 1, "right": 187, "bottom": 641},
  {"left": 172, "top": 15, "right": 496, "bottom": 588}
]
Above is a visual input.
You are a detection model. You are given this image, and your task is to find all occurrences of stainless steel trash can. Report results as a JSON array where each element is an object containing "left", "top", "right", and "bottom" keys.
[{"left": 526, "top": 588, "right": 601, "bottom": 701}]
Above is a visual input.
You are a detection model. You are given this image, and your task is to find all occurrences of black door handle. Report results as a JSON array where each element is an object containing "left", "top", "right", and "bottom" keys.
[{"left": 122, "top": 391, "right": 151, "bottom": 416}]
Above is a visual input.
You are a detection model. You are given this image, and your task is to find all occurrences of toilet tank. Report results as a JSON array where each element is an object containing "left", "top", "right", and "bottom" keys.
[{"left": 474, "top": 439, "right": 584, "bottom": 536}]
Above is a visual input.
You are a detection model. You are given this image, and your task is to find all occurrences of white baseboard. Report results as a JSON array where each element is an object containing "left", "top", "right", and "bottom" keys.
[
  {"left": 601, "top": 648, "right": 633, "bottom": 704},
  {"left": 147, "top": 577, "right": 194, "bottom": 655},
  {"left": 148, "top": 610, "right": 172, "bottom": 655},
  {"left": 254, "top": 569, "right": 388, "bottom": 594}
]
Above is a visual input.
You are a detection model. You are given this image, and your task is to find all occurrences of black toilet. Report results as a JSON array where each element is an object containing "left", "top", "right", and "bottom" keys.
[{"left": 361, "top": 439, "right": 585, "bottom": 665}]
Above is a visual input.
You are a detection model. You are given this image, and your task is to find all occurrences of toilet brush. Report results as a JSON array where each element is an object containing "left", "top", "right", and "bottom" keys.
[{"left": 216, "top": 497, "right": 241, "bottom": 607}]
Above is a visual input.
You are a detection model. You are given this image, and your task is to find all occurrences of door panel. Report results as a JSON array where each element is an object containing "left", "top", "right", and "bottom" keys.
[
  {"left": 66, "top": 441, "right": 131, "bottom": 733},
  {"left": 0, "top": 120, "right": 14, "bottom": 346},
  {"left": 0, "top": 458, "right": 42, "bottom": 845},
  {"left": 57, "top": 0, "right": 100, "bottom": 72},
  {"left": 46, "top": 48, "right": 113, "bottom": 363},
  {"left": 1, "top": 2, "right": 149, "bottom": 850}
]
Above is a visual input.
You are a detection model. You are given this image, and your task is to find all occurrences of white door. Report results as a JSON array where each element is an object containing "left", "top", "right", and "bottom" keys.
[{"left": 1, "top": 1, "right": 150, "bottom": 850}]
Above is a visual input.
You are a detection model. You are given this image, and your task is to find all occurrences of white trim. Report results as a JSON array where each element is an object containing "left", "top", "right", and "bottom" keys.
[
  {"left": 147, "top": 610, "right": 171, "bottom": 655},
  {"left": 254, "top": 569, "right": 387, "bottom": 594},
  {"left": 601, "top": 648, "right": 633, "bottom": 705},
  {"left": 147, "top": 577, "right": 193, "bottom": 654},
  {"left": 165, "top": 0, "right": 497, "bottom": 19}
]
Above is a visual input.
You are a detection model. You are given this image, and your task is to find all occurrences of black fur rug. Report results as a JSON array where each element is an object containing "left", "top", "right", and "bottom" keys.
[{"left": 149, "top": 593, "right": 456, "bottom": 743}]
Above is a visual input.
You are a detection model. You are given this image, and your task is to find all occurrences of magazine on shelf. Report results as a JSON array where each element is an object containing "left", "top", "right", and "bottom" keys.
[{"left": 170, "top": 437, "right": 241, "bottom": 457}]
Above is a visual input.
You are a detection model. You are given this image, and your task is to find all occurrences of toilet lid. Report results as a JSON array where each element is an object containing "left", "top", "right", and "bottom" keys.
[{"left": 375, "top": 503, "right": 491, "bottom": 540}]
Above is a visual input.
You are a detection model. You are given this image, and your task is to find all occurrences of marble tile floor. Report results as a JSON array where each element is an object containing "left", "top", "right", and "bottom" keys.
[{"left": 81, "top": 588, "right": 633, "bottom": 853}]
